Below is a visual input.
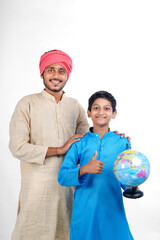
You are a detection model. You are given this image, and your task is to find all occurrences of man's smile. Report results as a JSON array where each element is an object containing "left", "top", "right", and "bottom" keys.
[{"left": 49, "top": 79, "right": 62, "bottom": 84}]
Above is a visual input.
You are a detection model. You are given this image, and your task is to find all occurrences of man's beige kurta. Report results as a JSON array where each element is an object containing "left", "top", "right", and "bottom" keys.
[{"left": 9, "top": 90, "right": 89, "bottom": 240}]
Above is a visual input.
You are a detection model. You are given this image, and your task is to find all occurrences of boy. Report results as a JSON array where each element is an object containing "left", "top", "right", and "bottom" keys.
[{"left": 58, "top": 91, "right": 134, "bottom": 240}]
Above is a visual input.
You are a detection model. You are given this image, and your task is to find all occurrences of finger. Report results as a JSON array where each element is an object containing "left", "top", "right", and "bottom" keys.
[
  {"left": 120, "top": 133, "right": 125, "bottom": 138},
  {"left": 98, "top": 165, "right": 103, "bottom": 170},
  {"left": 73, "top": 137, "right": 83, "bottom": 142},
  {"left": 72, "top": 138, "right": 81, "bottom": 143},
  {"left": 113, "top": 130, "right": 118, "bottom": 134},
  {"left": 93, "top": 151, "right": 98, "bottom": 159},
  {"left": 126, "top": 136, "right": 131, "bottom": 143},
  {"left": 97, "top": 169, "right": 102, "bottom": 174},
  {"left": 68, "top": 138, "right": 81, "bottom": 146},
  {"left": 97, "top": 160, "right": 104, "bottom": 165},
  {"left": 70, "top": 134, "right": 83, "bottom": 142},
  {"left": 96, "top": 164, "right": 103, "bottom": 170},
  {"left": 98, "top": 161, "right": 104, "bottom": 165},
  {"left": 75, "top": 133, "right": 85, "bottom": 138},
  {"left": 114, "top": 131, "right": 126, "bottom": 138}
]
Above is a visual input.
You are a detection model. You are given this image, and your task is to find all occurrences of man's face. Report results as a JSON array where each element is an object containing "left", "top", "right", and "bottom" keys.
[
  {"left": 87, "top": 98, "right": 117, "bottom": 128},
  {"left": 41, "top": 63, "right": 68, "bottom": 93}
]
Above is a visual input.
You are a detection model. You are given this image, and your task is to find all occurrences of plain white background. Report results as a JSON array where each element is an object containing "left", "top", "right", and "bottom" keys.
[{"left": 0, "top": 0, "right": 160, "bottom": 239}]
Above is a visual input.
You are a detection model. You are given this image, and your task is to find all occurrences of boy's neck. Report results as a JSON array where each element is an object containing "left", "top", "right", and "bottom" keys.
[{"left": 92, "top": 125, "right": 109, "bottom": 140}]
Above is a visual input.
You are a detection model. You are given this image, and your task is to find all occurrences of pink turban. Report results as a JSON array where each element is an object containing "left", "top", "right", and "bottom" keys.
[{"left": 39, "top": 50, "right": 73, "bottom": 77}]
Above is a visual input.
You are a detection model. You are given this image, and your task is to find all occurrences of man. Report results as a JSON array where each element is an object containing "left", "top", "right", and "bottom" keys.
[
  {"left": 9, "top": 50, "right": 89, "bottom": 240},
  {"left": 9, "top": 50, "right": 129, "bottom": 240}
]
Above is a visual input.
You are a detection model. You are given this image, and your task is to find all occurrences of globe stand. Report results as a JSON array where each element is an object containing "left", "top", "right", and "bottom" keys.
[{"left": 123, "top": 187, "right": 144, "bottom": 199}]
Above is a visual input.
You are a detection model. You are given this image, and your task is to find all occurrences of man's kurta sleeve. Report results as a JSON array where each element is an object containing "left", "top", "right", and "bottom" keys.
[
  {"left": 75, "top": 103, "right": 89, "bottom": 134},
  {"left": 58, "top": 143, "right": 86, "bottom": 186},
  {"left": 9, "top": 98, "right": 48, "bottom": 165}
]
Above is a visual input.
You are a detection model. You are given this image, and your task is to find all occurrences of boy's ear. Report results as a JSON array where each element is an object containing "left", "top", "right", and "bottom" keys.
[
  {"left": 87, "top": 110, "right": 91, "bottom": 118},
  {"left": 112, "top": 110, "right": 117, "bottom": 119}
]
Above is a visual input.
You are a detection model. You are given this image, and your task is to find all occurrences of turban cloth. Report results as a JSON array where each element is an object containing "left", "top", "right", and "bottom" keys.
[{"left": 39, "top": 50, "right": 73, "bottom": 78}]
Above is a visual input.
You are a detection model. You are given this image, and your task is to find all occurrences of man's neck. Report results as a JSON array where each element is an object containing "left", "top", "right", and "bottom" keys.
[
  {"left": 92, "top": 125, "right": 109, "bottom": 140},
  {"left": 44, "top": 88, "right": 64, "bottom": 103}
]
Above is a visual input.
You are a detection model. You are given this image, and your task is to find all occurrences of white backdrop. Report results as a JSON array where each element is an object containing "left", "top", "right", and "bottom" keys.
[{"left": 0, "top": 0, "right": 160, "bottom": 239}]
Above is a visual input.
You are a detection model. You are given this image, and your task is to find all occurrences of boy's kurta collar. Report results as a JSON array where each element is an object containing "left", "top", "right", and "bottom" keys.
[
  {"left": 88, "top": 127, "right": 112, "bottom": 140},
  {"left": 41, "top": 89, "right": 66, "bottom": 103}
]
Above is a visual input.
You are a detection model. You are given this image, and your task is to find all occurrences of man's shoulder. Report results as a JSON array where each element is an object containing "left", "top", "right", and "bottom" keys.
[
  {"left": 64, "top": 95, "right": 80, "bottom": 104},
  {"left": 18, "top": 92, "right": 43, "bottom": 104},
  {"left": 64, "top": 95, "right": 85, "bottom": 112}
]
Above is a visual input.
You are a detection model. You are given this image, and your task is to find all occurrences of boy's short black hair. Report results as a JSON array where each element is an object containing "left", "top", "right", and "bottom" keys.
[{"left": 88, "top": 91, "right": 117, "bottom": 112}]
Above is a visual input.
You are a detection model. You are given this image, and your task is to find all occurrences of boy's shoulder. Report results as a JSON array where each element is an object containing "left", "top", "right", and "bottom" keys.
[
  {"left": 110, "top": 131, "right": 130, "bottom": 143},
  {"left": 72, "top": 132, "right": 90, "bottom": 148}
]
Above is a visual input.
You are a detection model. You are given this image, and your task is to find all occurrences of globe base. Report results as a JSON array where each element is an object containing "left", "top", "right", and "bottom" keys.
[{"left": 123, "top": 187, "right": 144, "bottom": 199}]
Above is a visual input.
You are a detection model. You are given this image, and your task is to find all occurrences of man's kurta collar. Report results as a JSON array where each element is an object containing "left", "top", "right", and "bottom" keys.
[{"left": 41, "top": 89, "right": 66, "bottom": 103}]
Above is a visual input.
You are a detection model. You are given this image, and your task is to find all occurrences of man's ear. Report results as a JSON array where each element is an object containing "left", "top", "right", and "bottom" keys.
[
  {"left": 87, "top": 110, "right": 91, "bottom": 118},
  {"left": 112, "top": 110, "right": 117, "bottom": 119}
]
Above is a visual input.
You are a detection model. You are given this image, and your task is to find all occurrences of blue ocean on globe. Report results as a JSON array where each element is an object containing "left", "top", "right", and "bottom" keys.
[{"left": 113, "top": 150, "right": 150, "bottom": 187}]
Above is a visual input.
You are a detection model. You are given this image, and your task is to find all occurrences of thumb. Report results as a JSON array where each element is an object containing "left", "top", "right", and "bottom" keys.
[{"left": 93, "top": 150, "right": 98, "bottom": 159}]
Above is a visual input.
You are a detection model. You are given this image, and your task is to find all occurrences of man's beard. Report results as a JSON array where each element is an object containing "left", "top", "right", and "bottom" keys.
[{"left": 43, "top": 77, "right": 67, "bottom": 93}]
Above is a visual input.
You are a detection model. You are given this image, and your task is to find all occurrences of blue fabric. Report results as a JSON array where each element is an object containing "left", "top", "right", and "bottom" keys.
[{"left": 58, "top": 128, "right": 134, "bottom": 240}]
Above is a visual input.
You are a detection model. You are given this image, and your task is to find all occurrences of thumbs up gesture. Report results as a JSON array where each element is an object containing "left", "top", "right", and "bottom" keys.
[{"left": 79, "top": 151, "right": 104, "bottom": 177}]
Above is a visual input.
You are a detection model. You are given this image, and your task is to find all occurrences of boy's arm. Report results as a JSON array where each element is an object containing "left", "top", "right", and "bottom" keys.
[
  {"left": 58, "top": 149, "right": 104, "bottom": 187},
  {"left": 79, "top": 151, "right": 104, "bottom": 177},
  {"left": 58, "top": 143, "right": 84, "bottom": 187}
]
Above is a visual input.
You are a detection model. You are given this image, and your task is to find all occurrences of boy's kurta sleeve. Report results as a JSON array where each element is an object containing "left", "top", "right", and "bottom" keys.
[
  {"left": 9, "top": 98, "right": 48, "bottom": 165},
  {"left": 58, "top": 143, "right": 86, "bottom": 187}
]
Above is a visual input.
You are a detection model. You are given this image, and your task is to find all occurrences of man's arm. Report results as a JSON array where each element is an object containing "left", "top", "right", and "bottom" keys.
[
  {"left": 9, "top": 98, "right": 48, "bottom": 165},
  {"left": 46, "top": 133, "right": 85, "bottom": 157},
  {"left": 75, "top": 102, "right": 89, "bottom": 134}
]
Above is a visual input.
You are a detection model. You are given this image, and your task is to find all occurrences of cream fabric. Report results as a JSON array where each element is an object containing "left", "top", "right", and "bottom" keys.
[{"left": 9, "top": 90, "right": 89, "bottom": 240}]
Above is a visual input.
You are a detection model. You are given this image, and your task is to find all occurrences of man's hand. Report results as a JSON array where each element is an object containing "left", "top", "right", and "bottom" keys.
[
  {"left": 46, "top": 133, "right": 85, "bottom": 157},
  {"left": 58, "top": 133, "right": 85, "bottom": 155},
  {"left": 79, "top": 151, "right": 104, "bottom": 177},
  {"left": 113, "top": 130, "right": 131, "bottom": 143}
]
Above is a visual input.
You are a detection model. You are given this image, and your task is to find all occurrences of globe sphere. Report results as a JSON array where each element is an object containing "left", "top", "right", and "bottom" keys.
[{"left": 113, "top": 150, "right": 150, "bottom": 187}]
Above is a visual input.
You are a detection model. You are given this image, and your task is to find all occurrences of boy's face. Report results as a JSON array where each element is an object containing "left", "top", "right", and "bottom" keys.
[{"left": 87, "top": 98, "right": 117, "bottom": 128}]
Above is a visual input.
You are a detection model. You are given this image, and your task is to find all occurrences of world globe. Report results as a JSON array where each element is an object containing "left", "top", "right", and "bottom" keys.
[{"left": 113, "top": 149, "right": 150, "bottom": 198}]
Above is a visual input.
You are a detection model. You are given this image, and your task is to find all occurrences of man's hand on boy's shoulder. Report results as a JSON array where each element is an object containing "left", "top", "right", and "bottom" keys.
[
  {"left": 58, "top": 133, "right": 85, "bottom": 155},
  {"left": 113, "top": 130, "right": 131, "bottom": 143}
]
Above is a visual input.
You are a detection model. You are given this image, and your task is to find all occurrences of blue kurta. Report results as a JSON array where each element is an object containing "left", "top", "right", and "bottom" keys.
[{"left": 58, "top": 128, "right": 134, "bottom": 240}]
